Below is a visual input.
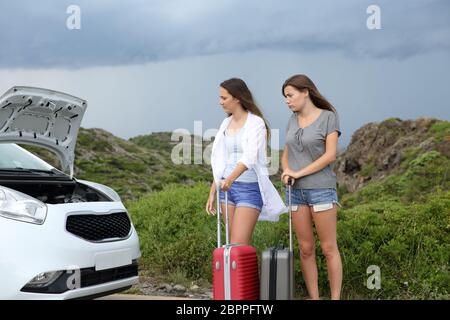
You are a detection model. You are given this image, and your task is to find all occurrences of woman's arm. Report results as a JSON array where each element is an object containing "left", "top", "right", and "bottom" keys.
[
  {"left": 221, "top": 163, "right": 248, "bottom": 190},
  {"left": 281, "top": 145, "right": 289, "bottom": 171},
  {"left": 282, "top": 131, "right": 339, "bottom": 180},
  {"left": 209, "top": 181, "right": 217, "bottom": 197},
  {"left": 281, "top": 145, "right": 294, "bottom": 185},
  {"left": 226, "top": 163, "right": 248, "bottom": 183}
]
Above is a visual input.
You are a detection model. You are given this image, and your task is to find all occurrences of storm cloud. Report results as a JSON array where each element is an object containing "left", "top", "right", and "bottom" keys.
[{"left": 0, "top": 0, "right": 449, "bottom": 69}]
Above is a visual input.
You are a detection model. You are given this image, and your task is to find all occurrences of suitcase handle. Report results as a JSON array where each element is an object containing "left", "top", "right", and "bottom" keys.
[
  {"left": 288, "top": 180, "right": 293, "bottom": 252},
  {"left": 216, "top": 181, "right": 230, "bottom": 248},
  {"left": 216, "top": 181, "right": 221, "bottom": 248}
]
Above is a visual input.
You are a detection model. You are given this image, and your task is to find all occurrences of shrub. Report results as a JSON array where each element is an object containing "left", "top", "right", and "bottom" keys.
[{"left": 128, "top": 183, "right": 216, "bottom": 281}]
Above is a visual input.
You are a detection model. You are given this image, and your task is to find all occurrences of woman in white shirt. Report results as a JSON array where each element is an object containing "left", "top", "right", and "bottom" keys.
[{"left": 206, "top": 78, "right": 286, "bottom": 245}]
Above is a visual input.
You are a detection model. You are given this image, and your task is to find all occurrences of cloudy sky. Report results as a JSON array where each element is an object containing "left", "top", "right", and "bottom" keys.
[{"left": 0, "top": 0, "right": 449, "bottom": 148}]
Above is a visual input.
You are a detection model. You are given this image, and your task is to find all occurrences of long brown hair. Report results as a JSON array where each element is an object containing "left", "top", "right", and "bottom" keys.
[
  {"left": 282, "top": 74, "right": 336, "bottom": 112},
  {"left": 220, "top": 78, "right": 271, "bottom": 140}
]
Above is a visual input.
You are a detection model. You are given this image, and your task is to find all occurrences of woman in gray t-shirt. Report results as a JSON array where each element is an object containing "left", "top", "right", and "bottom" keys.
[{"left": 280, "top": 74, "right": 342, "bottom": 300}]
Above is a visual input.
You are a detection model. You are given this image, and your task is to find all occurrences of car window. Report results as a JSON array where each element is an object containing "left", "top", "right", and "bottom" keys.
[{"left": 0, "top": 143, "right": 53, "bottom": 170}]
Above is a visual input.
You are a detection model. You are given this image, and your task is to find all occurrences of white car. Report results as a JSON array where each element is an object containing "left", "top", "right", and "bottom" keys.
[{"left": 0, "top": 86, "right": 141, "bottom": 299}]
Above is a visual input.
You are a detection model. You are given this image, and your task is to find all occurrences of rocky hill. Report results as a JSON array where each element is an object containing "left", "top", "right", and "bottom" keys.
[{"left": 336, "top": 117, "right": 449, "bottom": 194}]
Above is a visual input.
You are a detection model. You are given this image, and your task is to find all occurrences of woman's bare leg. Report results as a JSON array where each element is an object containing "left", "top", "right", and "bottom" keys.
[
  {"left": 220, "top": 203, "right": 235, "bottom": 237},
  {"left": 292, "top": 205, "right": 320, "bottom": 300},
  {"left": 229, "top": 206, "right": 260, "bottom": 245},
  {"left": 312, "top": 205, "right": 342, "bottom": 300}
]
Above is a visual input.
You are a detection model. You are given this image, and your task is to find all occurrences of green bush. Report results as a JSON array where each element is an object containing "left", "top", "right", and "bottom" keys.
[
  {"left": 128, "top": 183, "right": 216, "bottom": 281},
  {"left": 338, "top": 192, "right": 449, "bottom": 299}
]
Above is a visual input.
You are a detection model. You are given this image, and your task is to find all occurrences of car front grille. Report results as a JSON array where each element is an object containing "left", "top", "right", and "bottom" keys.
[
  {"left": 81, "top": 260, "right": 139, "bottom": 288},
  {"left": 66, "top": 211, "right": 131, "bottom": 242}
]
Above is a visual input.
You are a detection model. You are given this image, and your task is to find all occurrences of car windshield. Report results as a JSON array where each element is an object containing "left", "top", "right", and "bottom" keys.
[{"left": 0, "top": 143, "right": 54, "bottom": 171}]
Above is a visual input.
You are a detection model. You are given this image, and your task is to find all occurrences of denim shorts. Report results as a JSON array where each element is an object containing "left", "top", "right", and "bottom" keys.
[
  {"left": 219, "top": 181, "right": 263, "bottom": 211},
  {"left": 285, "top": 187, "right": 340, "bottom": 212}
]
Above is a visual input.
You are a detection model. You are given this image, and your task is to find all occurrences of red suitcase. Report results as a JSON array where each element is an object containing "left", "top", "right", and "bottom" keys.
[{"left": 212, "top": 189, "right": 259, "bottom": 300}]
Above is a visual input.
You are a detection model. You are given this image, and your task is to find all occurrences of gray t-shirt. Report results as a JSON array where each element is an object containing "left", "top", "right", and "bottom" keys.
[{"left": 285, "top": 110, "right": 341, "bottom": 189}]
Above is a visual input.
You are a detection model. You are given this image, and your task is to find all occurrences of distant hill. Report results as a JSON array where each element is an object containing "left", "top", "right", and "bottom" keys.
[
  {"left": 336, "top": 117, "right": 449, "bottom": 194},
  {"left": 24, "top": 128, "right": 213, "bottom": 201},
  {"left": 24, "top": 128, "right": 285, "bottom": 201}
]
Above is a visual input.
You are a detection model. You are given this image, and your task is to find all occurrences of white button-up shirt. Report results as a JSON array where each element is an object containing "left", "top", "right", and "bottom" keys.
[{"left": 211, "top": 112, "right": 287, "bottom": 222}]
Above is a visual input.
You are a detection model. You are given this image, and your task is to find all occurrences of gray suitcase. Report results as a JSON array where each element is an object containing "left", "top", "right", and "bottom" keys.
[{"left": 260, "top": 184, "right": 295, "bottom": 300}]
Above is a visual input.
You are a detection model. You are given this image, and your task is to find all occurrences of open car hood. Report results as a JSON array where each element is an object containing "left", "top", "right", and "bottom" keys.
[{"left": 0, "top": 86, "right": 87, "bottom": 178}]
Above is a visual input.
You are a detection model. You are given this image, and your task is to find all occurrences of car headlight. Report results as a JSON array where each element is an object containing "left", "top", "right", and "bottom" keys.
[
  {"left": 76, "top": 179, "right": 122, "bottom": 202},
  {"left": 0, "top": 186, "right": 47, "bottom": 225},
  {"left": 95, "top": 184, "right": 122, "bottom": 202}
]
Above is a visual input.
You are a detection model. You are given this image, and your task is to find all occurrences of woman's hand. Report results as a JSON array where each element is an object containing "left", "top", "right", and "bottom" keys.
[
  {"left": 205, "top": 194, "right": 216, "bottom": 215},
  {"left": 282, "top": 174, "right": 295, "bottom": 186},
  {"left": 220, "top": 178, "right": 233, "bottom": 192},
  {"left": 281, "top": 168, "right": 302, "bottom": 181}
]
